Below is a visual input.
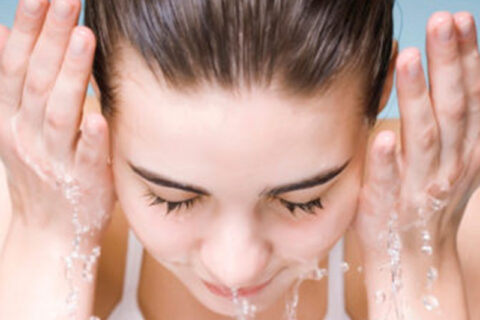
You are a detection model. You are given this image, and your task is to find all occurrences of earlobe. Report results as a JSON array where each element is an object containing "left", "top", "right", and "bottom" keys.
[
  {"left": 89, "top": 75, "right": 101, "bottom": 99},
  {"left": 377, "top": 39, "right": 399, "bottom": 115}
]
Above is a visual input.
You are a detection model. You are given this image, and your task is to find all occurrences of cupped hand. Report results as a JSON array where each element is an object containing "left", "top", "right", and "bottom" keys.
[
  {"left": 0, "top": 0, "right": 114, "bottom": 242},
  {"left": 353, "top": 11, "right": 479, "bottom": 319},
  {"left": 355, "top": 11, "right": 480, "bottom": 257}
]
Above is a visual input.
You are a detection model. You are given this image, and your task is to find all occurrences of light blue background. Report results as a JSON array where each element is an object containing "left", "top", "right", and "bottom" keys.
[{"left": 1, "top": 1, "right": 479, "bottom": 119}]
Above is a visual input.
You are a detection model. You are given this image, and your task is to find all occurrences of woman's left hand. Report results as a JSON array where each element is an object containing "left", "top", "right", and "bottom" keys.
[{"left": 354, "top": 11, "right": 480, "bottom": 319}]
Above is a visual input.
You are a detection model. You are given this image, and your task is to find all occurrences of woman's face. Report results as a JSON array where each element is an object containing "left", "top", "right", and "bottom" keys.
[{"left": 106, "top": 46, "right": 372, "bottom": 316}]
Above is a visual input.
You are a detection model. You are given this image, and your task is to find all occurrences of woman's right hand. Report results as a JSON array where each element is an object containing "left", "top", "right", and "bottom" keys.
[{"left": 0, "top": 0, "right": 115, "bottom": 243}]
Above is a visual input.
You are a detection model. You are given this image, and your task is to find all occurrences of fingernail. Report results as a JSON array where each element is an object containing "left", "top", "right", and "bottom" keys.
[
  {"left": 437, "top": 21, "right": 453, "bottom": 42},
  {"left": 408, "top": 57, "right": 421, "bottom": 78},
  {"left": 458, "top": 18, "right": 473, "bottom": 38},
  {"left": 24, "top": 0, "right": 42, "bottom": 15},
  {"left": 70, "top": 29, "right": 87, "bottom": 56},
  {"left": 54, "top": 0, "right": 73, "bottom": 20}
]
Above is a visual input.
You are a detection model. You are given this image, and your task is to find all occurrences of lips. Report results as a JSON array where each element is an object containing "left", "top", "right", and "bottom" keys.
[{"left": 202, "top": 278, "right": 273, "bottom": 299}]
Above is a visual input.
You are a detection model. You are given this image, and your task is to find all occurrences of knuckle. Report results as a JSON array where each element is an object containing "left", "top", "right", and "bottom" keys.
[
  {"left": 25, "top": 71, "right": 51, "bottom": 95},
  {"left": 45, "top": 111, "right": 71, "bottom": 130},
  {"left": 0, "top": 54, "right": 25, "bottom": 77},
  {"left": 447, "top": 158, "right": 465, "bottom": 186},
  {"left": 427, "top": 177, "right": 453, "bottom": 199},
  {"left": 77, "top": 146, "right": 99, "bottom": 166},
  {"left": 445, "top": 95, "right": 467, "bottom": 121},
  {"left": 56, "top": 77, "right": 86, "bottom": 99},
  {"left": 15, "top": 20, "right": 39, "bottom": 35},
  {"left": 419, "top": 125, "right": 439, "bottom": 150},
  {"left": 43, "top": 23, "right": 72, "bottom": 44}
]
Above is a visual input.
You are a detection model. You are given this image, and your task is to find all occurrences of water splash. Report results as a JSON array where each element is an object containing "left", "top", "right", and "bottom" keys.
[
  {"left": 10, "top": 118, "right": 106, "bottom": 320},
  {"left": 341, "top": 262, "right": 350, "bottom": 273},
  {"left": 385, "top": 211, "right": 405, "bottom": 320},
  {"left": 231, "top": 288, "right": 257, "bottom": 320},
  {"left": 422, "top": 295, "right": 439, "bottom": 311},
  {"left": 416, "top": 194, "right": 447, "bottom": 313},
  {"left": 284, "top": 278, "right": 302, "bottom": 320},
  {"left": 284, "top": 264, "right": 328, "bottom": 320},
  {"left": 375, "top": 290, "right": 386, "bottom": 304}
]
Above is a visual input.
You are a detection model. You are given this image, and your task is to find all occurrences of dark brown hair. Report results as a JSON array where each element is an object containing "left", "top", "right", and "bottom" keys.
[{"left": 84, "top": 0, "right": 394, "bottom": 125}]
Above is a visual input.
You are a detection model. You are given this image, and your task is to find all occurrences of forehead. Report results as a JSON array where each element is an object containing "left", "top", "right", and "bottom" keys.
[{"left": 112, "top": 47, "right": 366, "bottom": 192}]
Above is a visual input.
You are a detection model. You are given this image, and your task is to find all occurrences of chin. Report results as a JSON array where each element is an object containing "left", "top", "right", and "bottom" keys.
[{"left": 187, "top": 283, "right": 275, "bottom": 317}]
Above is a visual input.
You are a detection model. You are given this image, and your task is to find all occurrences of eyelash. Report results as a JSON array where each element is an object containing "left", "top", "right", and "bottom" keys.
[
  {"left": 144, "top": 191, "right": 199, "bottom": 214},
  {"left": 278, "top": 197, "right": 324, "bottom": 215},
  {"left": 144, "top": 190, "right": 324, "bottom": 216}
]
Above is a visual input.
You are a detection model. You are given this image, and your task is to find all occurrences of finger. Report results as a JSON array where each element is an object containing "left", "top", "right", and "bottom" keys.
[
  {"left": 18, "top": 0, "right": 80, "bottom": 132},
  {"left": 0, "top": 25, "right": 10, "bottom": 54},
  {"left": 453, "top": 12, "right": 480, "bottom": 150},
  {"left": 74, "top": 113, "right": 111, "bottom": 182},
  {"left": 426, "top": 12, "right": 467, "bottom": 184},
  {"left": 364, "top": 131, "right": 400, "bottom": 209},
  {"left": 44, "top": 26, "right": 95, "bottom": 161},
  {"left": 0, "top": 0, "right": 48, "bottom": 114},
  {"left": 397, "top": 48, "right": 440, "bottom": 187}
]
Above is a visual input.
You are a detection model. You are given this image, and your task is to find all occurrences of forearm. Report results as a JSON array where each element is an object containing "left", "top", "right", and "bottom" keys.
[
  {"left": 0, "top": 219, "right": 100, "bottom": 320},
  {"left": 363, "top": 238, "right": 470, "bottom": 320}
]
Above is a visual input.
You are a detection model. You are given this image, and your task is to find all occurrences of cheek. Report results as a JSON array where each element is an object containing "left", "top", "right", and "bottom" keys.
[
  {"left": 112, "top": 166, "right": 199, "bottom": 262},
  {"left": 270, "top": 164, "right": 362, "bottom": 262}
]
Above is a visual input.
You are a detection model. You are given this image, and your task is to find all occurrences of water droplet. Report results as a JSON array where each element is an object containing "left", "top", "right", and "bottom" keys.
[
  {"left": 392, "top": 277, "right": 403, "bottom": 293},
  {"left": 421, "top": 245, "right": 433, "bottom": 255},
  {"left": 231, "top": 288, "right": 257, "bottom": 320},
  {"left": 341, "top": 262, "right": 350, "bottom": 273},
  {"left": 357, "top": 266, "right": 363, "bottom": 273},
  {"left": 423, "top": 295, "right": 439, "bottom": 311},
  {"left": 429, "top": 197, "right": 446, "bottom": 211},
  {"left": 427, "top": 267, "right": 438, "bottom": 282},
  {"left": 284, "top": 278, "right": 302, "bottom": 320},
  {"left": 92, "top": 246, "right": 101, "bottom": 257},
  {"left": 375, "top": 290, "right": 386, "bottom": 304},
  {"left": 421, "top": 230, "right": 431, "bottom": 242},
  {"left": 308, "top": 267, "right": 327, "bottom": 280}
]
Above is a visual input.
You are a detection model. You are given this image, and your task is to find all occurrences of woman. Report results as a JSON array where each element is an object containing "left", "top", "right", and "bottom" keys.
[{"left": 0, "top": 0, "right": 479, "bottom": 319}]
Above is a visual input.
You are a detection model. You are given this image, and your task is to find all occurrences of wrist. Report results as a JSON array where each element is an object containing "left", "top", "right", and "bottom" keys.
[
  {"left": 362, "top": 234, "right": 469, "bottom": 319},
  {"left": 7, "top": 212, "right": 104, "bottom": 251},
  {"left": 0, "top": 215, "right": 101, "bottom": 319}
]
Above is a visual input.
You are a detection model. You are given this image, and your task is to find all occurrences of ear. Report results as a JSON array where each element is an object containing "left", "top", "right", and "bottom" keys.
[
  {"left": 377, "top": 39, "right": 398, "bottom": 115},
  {"left": 89, "top": 74, "right": 101, "bottom": 99}
]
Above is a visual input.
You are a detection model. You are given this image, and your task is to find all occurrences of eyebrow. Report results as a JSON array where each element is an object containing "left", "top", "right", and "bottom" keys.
[
  {"left": 260, "top": 159, "right": 351, "bottom": 197},
  {"left": 129, "top": 158, "right": 351, "bottom": 197}
]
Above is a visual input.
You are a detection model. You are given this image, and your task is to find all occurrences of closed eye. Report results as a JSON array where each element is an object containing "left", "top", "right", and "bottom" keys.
[
  {"left": 144, "top": 189, "right": 323, "bottom": 217},
  {"left": 144, "top": 191, "right": 200, "bottom": 214},
  {"left": 278, "top": 197, "right": 324, "bottom": 215}
]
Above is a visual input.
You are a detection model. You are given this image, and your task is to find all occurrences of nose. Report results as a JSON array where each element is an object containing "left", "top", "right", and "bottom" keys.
[{"left": 201, "top": 211, "right": 271, "bottom": 288}]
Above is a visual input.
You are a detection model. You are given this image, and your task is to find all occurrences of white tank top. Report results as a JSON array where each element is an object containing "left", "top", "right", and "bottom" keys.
[{"left": 107, "top": 230, "right": 350, "bottom": 320}]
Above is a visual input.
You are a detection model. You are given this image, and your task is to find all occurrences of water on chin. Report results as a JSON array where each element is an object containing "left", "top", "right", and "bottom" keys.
[{"left": 227, "top": 258, "right": 329, "bottom": 320}]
